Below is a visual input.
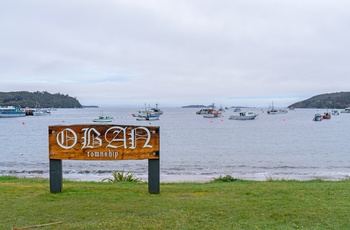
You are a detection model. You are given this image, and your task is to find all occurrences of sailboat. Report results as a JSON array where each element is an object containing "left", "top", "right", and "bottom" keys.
[{"left": 267, "top": 101, "right": 279, "bottom": 115}]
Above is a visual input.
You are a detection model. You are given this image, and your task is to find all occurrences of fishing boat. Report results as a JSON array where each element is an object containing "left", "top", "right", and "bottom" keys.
[
  {"left": 133, "top": 103, "right": 163, "bottom": 119},
  {"left": 313, "top": 113, "right": 323, "bottom": 121},
  {"left": 202, "top": 103, "right": 222, "bottom": 118},
  {"left": 203, "top": 110, "right": 222, "bottom": 118},
  {"left": 196, "top": 108, "right": 211, "bottom": 115},
  {"left": 0, "top": 106, "right": 26, "bottom": 118},
  {"left": 93, "top": 115, "right": 114, "bottom": 122},
  {"left": 267, "top": 102, "right": 288, "bottom": 114},
  {"left": 196, "top": 103, "right": 218, "bottom": 115},
  {"left": 331, "top": 110, "right": 339, "bottom": 115},
  {"left": 33, "top": 109, "right": 51, "bottom": 116},
  {"left": 322, "top": 112, "right": 331, "bottom": 119},
  {"left": 136, "top": 113, "right": 159, "bottom": 121},
  {"left": 150, "top": 103, "right": 163, "bottom": 116},
  {"left": 267, "top": 102, "right": 279, "bottom": 115},
  {"left": 229, "top": 111, "right": 258, "bottom": 120}
]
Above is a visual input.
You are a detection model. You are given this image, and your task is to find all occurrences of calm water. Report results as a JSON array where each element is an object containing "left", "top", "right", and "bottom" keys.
[{"left": 1, "top": 107, "right": 349, "bottom": 182}]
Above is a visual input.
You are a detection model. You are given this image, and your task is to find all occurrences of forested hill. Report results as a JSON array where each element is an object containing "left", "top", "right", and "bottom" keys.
[
  {"left": 0, "top": 91, "right": 82, "bottom": 108},
  {"left": 289, "top": 92, "right": 350, "bottom": 109}
]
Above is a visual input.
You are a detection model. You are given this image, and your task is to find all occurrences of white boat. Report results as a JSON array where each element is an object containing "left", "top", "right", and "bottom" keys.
[
  {"left": 341, "top": 107, "right": 350, "bottom": 113},
  {"left": 196, "top": 108, "right": 210, "bottom": 115},
  {"left": 33, "top": 109, "right": 51, "bottom": 116},
  {"left": 202, "top": 103, "right": 222, "bottom": 118},
  {"left": 133, "top": 110, "right": 153, "bottom": 117},
  {"left": 203, "top": 111, "right": 222, "bottom": 118},
  {"left": 196, "top": 103, "right": 219, "bottom": 115},
  {"left": 196, "top": 107, "right": 211, "bottom": 115},
  {"left": 133, "top": 103, "right": 162, "bottom": 119},
  {"left": 0, "top": 106, "right": 26, "bottom": 118},
  {"left": 150, "top": 104, "right": 163, "bottom": 116},
  {"left": 93, "top": 115, "right": 113, "bottom": 122},
  {"left": 136, "top": 114, "right": 159, "bottom": 121},
  {"left": 278, "top": 109, "right": 288, "bottom": 114},
  {"left": 313, "top": 113, "right": 323, "bottom": 121},
  {"left": 203, "top": 109, "right": 222, "bottom": 118},
  {"left": 229, "top": 111, "right": 258, "bottom": 120},
  {"left": 331, "top": 110, "right": 339, "bottom": 115}
]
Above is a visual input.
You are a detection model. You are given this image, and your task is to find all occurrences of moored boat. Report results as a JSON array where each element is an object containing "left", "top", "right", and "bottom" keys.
[
  {"left": 322, "top": 112, "right": 331, "bottom": 119},
  {"left": 136, "top": 113, "right": 159, "bottom": 121},
  {"left": 133, "top": 103, "right": 162, "bottom": 119},
  {"left": 93, "top": 115, "right": 114, "bottom": 122},
  {"left": 313, "top": 113, "right": 323, "bottom": 121},
  {"left": 0, "top": 106, "right": 26, "bottom": 118},
  {"left": 33, "top": 109, "right": 51, "bottom": 116},
  {"left": 150, "top": 103, "right": 163, "bottom": 116},
  {"left": 278, "top": 109, "right": 288, "bottom": 114},
  {"left": 341, "top": 107, "right": 350, "bottom": 113},
  {"left": 267, "top": 101, "right": 279, "bottom": 114},
  {"left": 196, "top": 108, "right": 210, "bottom": 115},
  {"left": 196, "top": 103, "right": 218, "bottom": 115},
  {"left": 331, "top": 110, "right": 339, "bottom": 115},
  {"left": 229, "top": 111, "right": 258, "bottom": 120},
  {"left": 203, "top": 111, "right": 222, "bottom": 118},
  {"left": 202, "top": 103, "right": 222, "bottom": 118}
]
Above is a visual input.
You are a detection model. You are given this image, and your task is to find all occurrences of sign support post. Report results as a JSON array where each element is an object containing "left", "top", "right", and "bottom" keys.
[
  {"left": 50, "top": 159, "right": 62, "bottom": 193},
  {"left": 148, "top": 159, "right": 160, "bottom": 194}
]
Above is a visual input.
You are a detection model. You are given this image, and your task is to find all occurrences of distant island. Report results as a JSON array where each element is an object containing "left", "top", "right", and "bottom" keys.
[
  {"left": 82, "top": 105, "right": 99, "bottom": 108},
  {"left": 0, "top": 91, "right": 82, "bottom": 108},
  {"left": 288, "top": 91, "right": 350, "bottom": 109},
  {"left": 181, "top": 105, "right": 207, "bottom": 108}
]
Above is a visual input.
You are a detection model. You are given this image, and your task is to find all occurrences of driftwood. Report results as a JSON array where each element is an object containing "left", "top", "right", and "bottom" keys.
[{"left": 12, "top": 221, "right": 63, "bottom": 229}]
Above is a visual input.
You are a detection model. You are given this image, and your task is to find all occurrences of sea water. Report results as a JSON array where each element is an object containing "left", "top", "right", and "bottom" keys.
[{"left": 0, "top": 107, "right": 349, "bottom": 182}]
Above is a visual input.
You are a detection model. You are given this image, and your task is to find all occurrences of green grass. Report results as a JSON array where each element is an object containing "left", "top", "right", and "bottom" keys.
[{"left": 1, "top": 176, "right": 350, "bottom": 229}]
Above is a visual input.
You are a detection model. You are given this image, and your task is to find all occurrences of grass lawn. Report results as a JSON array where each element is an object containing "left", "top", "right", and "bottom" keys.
[{"left": 1, "top": 176, "right": 350, "bottom": 229}]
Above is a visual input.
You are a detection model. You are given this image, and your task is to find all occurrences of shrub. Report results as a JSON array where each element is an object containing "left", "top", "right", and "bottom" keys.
[
  {"left": 212, "top": 175, "right": 239, "bottom": 182},
  {"left": 102, "top": 170, "right": 141, "bottom": 183}
]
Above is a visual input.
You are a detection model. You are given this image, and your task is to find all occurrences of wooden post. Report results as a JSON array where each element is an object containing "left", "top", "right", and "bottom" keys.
[
  {"left": 50, "top": 159, "right": 62, "bottom": 193},
  {"left": 148, "top": 159, "right": 160, "bottom": 194}
]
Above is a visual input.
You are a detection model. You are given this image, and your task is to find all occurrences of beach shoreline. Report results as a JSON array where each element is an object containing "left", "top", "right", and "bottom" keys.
[{"left": 4, "top": 172, "right": 350, "bottom": 183}]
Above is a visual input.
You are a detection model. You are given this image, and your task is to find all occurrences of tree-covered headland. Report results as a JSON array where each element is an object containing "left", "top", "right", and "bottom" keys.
[
  {"left": 0, "top": 91, "right": 82, "bottom": 108},
  {"left": 288, "top": 91, "right": 350, "bottom": 109}
]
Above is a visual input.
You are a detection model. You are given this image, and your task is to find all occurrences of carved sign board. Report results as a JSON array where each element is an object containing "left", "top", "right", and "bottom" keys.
[{"left": 48, "top": 124, "right": 160, "bottom": 160}]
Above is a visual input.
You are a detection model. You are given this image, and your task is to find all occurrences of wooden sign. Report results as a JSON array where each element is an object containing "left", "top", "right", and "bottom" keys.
[{"left": 48, "top": 124, "right": 160, "bottom": 161}]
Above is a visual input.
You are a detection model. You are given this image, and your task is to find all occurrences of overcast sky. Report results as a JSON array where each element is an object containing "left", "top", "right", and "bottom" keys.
[{"left": 1, "top": 1, "right": 350, "bottom": 108}]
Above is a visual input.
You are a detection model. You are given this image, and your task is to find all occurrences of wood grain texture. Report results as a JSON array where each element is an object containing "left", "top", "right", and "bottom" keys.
[{"left": 48, "top": 124, "right": 160, "bottom": 160}]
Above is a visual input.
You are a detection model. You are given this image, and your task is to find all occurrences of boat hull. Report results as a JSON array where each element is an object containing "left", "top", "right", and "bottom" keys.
[
  {"left": 136, "top": 117, "right": 159, "bottom": 121},
  {"left": 93, "top": 119, "right": 113, "bottom": 122},
  {"left": 33, "top": 112, "right": 51, "bottom": 116},
  {"left": 229, "top": 115, "right": 257, "bottom": 120},
  {"left": 0, "top": 113, "right": 26, "bottom": 118},
  {"left": 93, "top": 116, "right": 113, "bottom": 122}
]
